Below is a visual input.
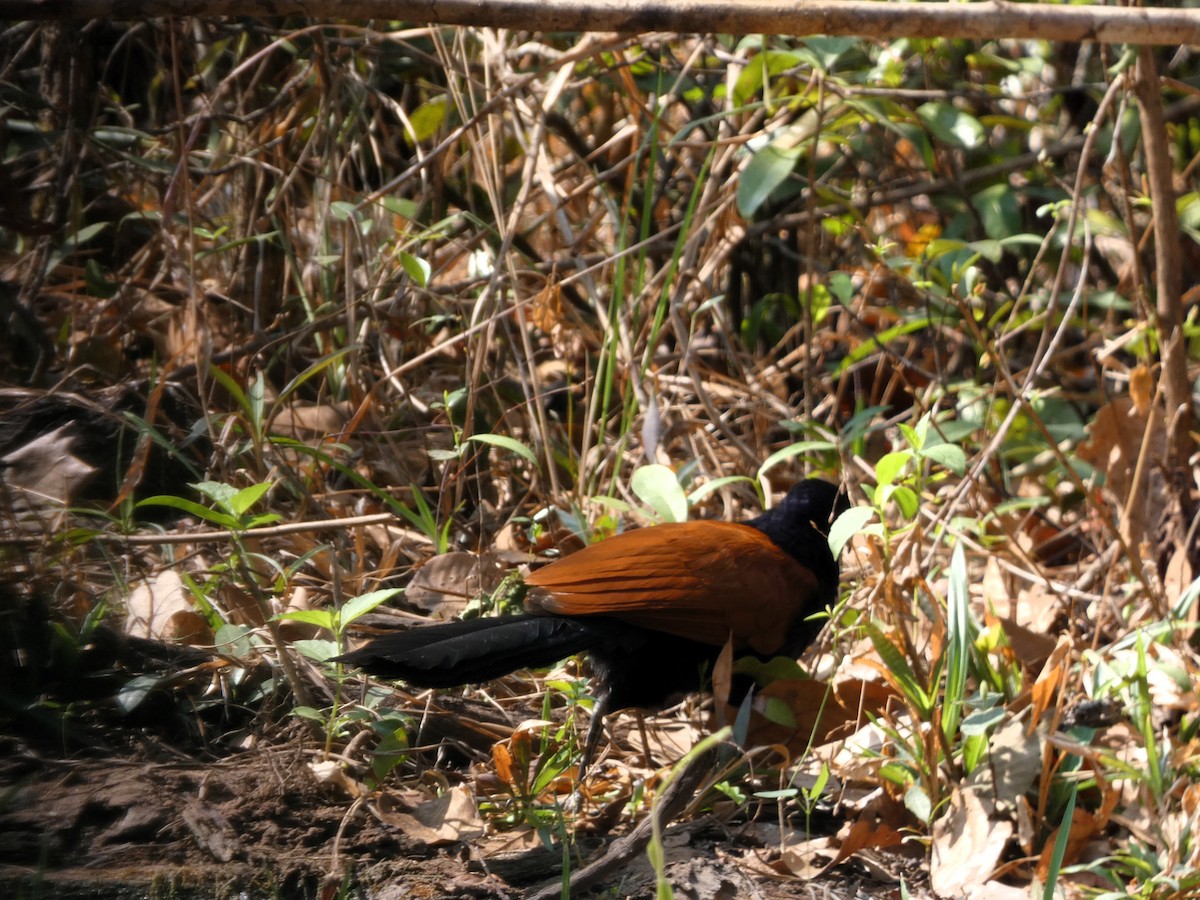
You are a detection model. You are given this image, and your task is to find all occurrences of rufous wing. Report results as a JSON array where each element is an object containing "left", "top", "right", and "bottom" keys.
[{"left": 523, "top": 521, "right": 821, "bottom": 656}]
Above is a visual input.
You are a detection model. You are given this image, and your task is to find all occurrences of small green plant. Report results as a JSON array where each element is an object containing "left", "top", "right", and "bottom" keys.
[
  {"left": 138, "top": 480, "right": 280, "bottom": 531},
  {"left": 429, "top": 387, "right": 540, "bottom": 469},
  {"left": 476, "top": 715, "right": 579, "bottom": 832},
  {"left": 136, "top": 479, "right": 319, "bottom": 708},
  {"left": 276, "top": 588, "right": 402, "bottom": 756}
]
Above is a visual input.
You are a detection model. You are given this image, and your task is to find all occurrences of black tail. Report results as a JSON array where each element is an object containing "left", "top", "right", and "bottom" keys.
[{"left": 333, "top": 616, "right": 621, "bottom": 688}]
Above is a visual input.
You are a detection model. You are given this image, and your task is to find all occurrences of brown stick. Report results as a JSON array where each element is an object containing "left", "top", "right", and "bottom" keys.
[
  {"left": 8, "top": 0, "right": 1200, "bottom": 47},
  {"left": 525, "top": 743, "right": 722, "bottom": 900},
  {"left": 1133, "top": 48, "right": 1195, "bottom": 468}
]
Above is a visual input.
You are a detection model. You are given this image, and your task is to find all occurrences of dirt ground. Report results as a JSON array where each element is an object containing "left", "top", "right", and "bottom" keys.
[{"left": 0, "top": 689, "right": 921, "bottom": 900}]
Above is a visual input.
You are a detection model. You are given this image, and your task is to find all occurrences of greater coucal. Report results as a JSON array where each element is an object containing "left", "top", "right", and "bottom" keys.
[{"left": 336, "top": 478, "right": 845, "bottom": 762}]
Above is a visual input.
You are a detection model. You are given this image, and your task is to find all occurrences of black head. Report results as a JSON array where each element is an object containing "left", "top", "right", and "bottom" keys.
[{"left": 748, "top": 478, "right": 847, "bottom": 606}]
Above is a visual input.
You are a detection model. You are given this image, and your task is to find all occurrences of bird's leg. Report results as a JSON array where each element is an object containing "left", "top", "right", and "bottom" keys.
[
  {"left": 634, "top": 710, "right": 654, "bottom": 767},
  {"left": 564, "top": 693, "right": 609, "bottom": 814},
  {"left": 578, "top": 691, "right": 610, "bottom": 782}
]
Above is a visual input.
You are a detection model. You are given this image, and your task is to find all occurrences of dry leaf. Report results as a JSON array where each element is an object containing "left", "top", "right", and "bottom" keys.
[
  {"left": 1016, "top": 795, "right": 1036, "bottom": 855},
  {"left": 270, "top": 400, "right": 351, "bottom": 439},
  {"left": 777, "top": 835, "right": 838, "bottom": 878},
  {"left": 931, "top": 785, "right": 1013, "bottom": 897},
  {"left": 1029, "top": 635, "right": 1072, "bottom": 731},
  {"left": 406, "top": 551, "right": 507, "bottom": 616},
  {"left": 969, "top": 716, "right": 1044, "bottom": 815},
  {"left": 492, "top": 740, "right": 516, "bottom": 787},
  {"left": 826, "top": 720, "right": 891, "bottom": 788},
  {"left": 529, "top": 279, "right": 565, "bottom": 333},
  {"left": 825, "top": 813, "right": 904, "bottom": 872},
  {"left": 163, "top": 610, "right": 214, "bottom": 645},
  {"left": 982, "top": 557, "right": 1011, "bottom": 613},
  {"left": 1, "top": 423, "right": 98, "bottom": 507},
  {"left": 308, "top": 759, "right": 364, "bottom": 798},
  {"left": 126, "top": 569, "right": 193, "bottom": 640},
  {"left": 215, "top": 583, "right": 266, "bottom": 628},
  {"left": 719, "top": 677, "right": 857, "bottom": 753},
  {"left": 1164, "top": 543, "right": 1194, "bottom": 619},
  {"left": 1129, "top": 363, "right": 1153, "bottom": 415},
  {"left": 639, "top": 718, "right": 702, "bottom": 763},
  {"left": 1011, "top": 583, "right": 1061, "bottom": 634},
  {"left": 479, "top": 826, "right": 544, "bottom": 857},
  {"left": 1077, "top": 394, "right": 1167, "bottom": 546},
  {"left": 373, "top": 784, "right": 484, "bottom": 846},
  {"left": 1035, "top": 806, "right": 1101, "bottom": 882},
  {"left": 711, "top": 637, "right": 735, "bottom": 724},
  {"left": 994, "top": 615, "right": 1059, "bottom": 673},
  {"left": 181, "top": 799, "right": 238, "bottom": 863}
]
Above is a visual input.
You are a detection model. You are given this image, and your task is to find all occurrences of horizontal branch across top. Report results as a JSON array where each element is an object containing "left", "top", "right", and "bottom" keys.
[{"left": 9, "top": 0, "right": 1200, "bottom": 46}]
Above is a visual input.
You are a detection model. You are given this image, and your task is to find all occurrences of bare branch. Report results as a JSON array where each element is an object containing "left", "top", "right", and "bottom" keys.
[{"left": 8, "top": 0, "right": 1200, "bottom": 47}]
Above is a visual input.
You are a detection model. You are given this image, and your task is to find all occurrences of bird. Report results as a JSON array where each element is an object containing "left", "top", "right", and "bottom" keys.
[{"left": 335, "top": 478, "right": 846, "bottom": 769}]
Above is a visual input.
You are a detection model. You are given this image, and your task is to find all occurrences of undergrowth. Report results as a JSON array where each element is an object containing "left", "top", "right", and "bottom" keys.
[{"left": 2, "top": 19, "right": 1199, "bottom": 898}]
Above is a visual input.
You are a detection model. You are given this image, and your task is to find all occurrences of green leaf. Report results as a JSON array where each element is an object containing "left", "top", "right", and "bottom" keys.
[
  {"left": 960, "top": 706, "right": 1005, "bottom": 736},
  {"left": 292, "top": 639, "right": 340, "bottom": 662},
  {"left": 919, "top": 443, "right": 967, "bottom": 475},
  {"left": 797, "top": 36, "right": 858, "bottom": 71},
  {"left": 943, "top": 541, "right": 971, "bottom": 742},
  {"left": 967, "top": 239, "right": 1003, "bottom": 263},
  {"left": 828, "top": 506, "right": 875, "bottom": 559},
  {"left": 329, "top": 200, "right": 359, "bottom": 223},
  {"left": 1087, "top": 290, "right": 1133, "bottom": 312},
  {"left": 731, "top": 49, "right": 803, "bottom": 106},
  {"left": 806, "top": 763, "right": 831, "bottom": 801},
  {"left": 134, "top": 494, "right": 239, "bottom": 529},
  {"left": 192, "top": 480, "right": 239, "bottom": 508},
  {"left": 381, "top": 196, "right": 421, "bottom": 220},
  {"left": 407, "top": 95, "right": 449, "bottom": 144},
  {"left": 339, "top": 588, "right": 403, "bottom": 628},
  {"left": 874, "top": 450, "right": 913, "bottom": 488},
  {"left": 248, "top": 372, "right": 265, "bottom": 435},
  {"left": 214, "top": 623, "right": 257, "bottom": 655},
  {"left": 737, "top": 144, "right": 805, "bottom": 217},
  {"left": 904, "top": 784, "right": 932, "bottom": 823},
  {"left": 827, "top": 271, "right": 855, "bottom": 304},
  {"left": 588, "top": 495, "right": 632, "bottom": 515},
  {"left": 898, "top": 422, "right": 921, "bottom": 451},
  {"left": 972, "top": 183, "right": 1021, "bottom": 241},
  {"left": 372, "top": 726, "right": 411, "bottom": 782},
  {"left": 67, "top": 220, "right": 111, "bottom": 247},
  {"left": 84, "top": 259, "right": 118, "bottom": 298},
  {"left": 923, "top": 238, "right": 968, "bottom": 259},
  {"left": 762, "top": 696, "right": 797, "bottom": 728},
  {"left": 753, "top": 788, "right": 800, "bottom": 801},
  {"left": 275, "top": 347, "right": 359, "bottom": 407},
  {"left": 1042, "top": 783, "right": 1078, "bottom": 900},
  {"left": 400, "top": 250, "right": 431, "bottom": 287},
  {"left": 890, "top": 485, "right": 920, "bottom": 520},
  {"left": 867, "top": 620, "right": 932, "bottom": 715},
  {"left": 464, "top": 433, "right": 538, "bottom": 466},
  {"left": 687, "top": 475, "right": 754, "bottom": 505},
  {"left": 836, "top": 317, "right": 931, "bottom": 371},
  {"left": 757, "top": 441, "right": 837, "bottom": 481},
  {"left": 916, "top": 101, "right": 985, "bottom": 149},
  {"left": 274, "top": 608, "right": 336, "bottom": 630},
  {"left": 632, "top": 464, "right": 688, "bottom": 523},
  {"left": 227, "top": 482, "right": 272, "bottom": 517},
  {"left": 207, "top": 365, "right": 251, "bottom": 420},
  {"left": 115, "top": 674, "right": 165, "bottom": 714}
]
